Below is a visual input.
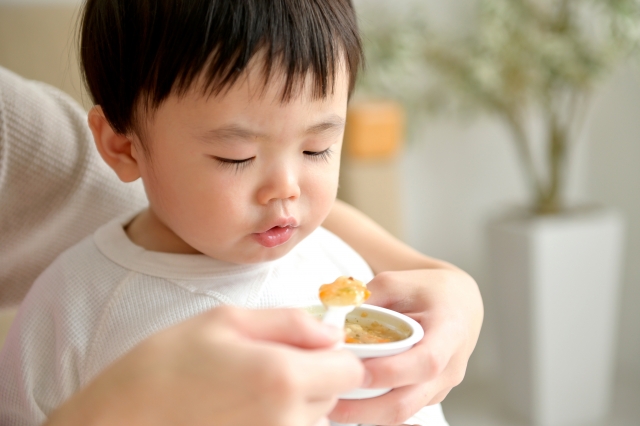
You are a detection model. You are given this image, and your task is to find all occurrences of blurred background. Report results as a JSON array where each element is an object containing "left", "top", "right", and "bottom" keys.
[{"left": 1, "top": 0, "right": 639, "bottom": 425}]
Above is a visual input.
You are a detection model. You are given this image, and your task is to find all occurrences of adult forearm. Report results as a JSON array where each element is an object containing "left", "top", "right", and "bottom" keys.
[{"left": 324, "top": 199, "right": 456, "bottom": 273}]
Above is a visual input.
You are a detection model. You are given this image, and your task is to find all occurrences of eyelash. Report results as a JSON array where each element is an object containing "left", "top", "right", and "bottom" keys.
[
  {"left": 303, "top": 147, "right": 334, "bottom": 163},
  {"left": 213, "top": 147, "right": 334, "bottom": 172},
  {"left": 215, "top": 157, "right": 254, "bottom": 172}
]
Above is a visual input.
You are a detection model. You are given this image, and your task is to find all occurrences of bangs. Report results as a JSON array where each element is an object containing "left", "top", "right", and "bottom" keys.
[{"left": 80, "top": 0, "right": 363, "bottom": 135}]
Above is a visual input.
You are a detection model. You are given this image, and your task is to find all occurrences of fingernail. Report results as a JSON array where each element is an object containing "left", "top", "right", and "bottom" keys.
[{"left": 362, "top": 369, "right": 373, "bottom": 388}]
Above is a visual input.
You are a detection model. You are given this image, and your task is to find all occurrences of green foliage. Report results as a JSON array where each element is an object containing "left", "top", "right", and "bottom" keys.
[
  {"left": 421, "top": 0, "right": 639, "bottom": 112},
  {"left": 356, "top": 0, "right": 640, "bottom": 213}
]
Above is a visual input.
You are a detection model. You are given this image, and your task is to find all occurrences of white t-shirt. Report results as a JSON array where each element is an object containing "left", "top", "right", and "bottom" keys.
[{"left": 0, "top": 216, "right": 448, "bottom": 426}]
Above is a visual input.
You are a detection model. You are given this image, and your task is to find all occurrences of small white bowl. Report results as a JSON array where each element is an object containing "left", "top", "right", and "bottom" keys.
[{"left": 303, "top": 304, "right": 424, "bottom": 399}]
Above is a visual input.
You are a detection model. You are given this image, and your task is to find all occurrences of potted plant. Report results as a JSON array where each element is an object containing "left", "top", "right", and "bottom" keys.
[{"left": 354, "top": 0, "right": 639, "bottom": 424}]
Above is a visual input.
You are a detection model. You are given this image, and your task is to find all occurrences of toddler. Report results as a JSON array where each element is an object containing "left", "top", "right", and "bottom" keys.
[{"left": 0, "top": 1, "right": 448, "bottom": 425}]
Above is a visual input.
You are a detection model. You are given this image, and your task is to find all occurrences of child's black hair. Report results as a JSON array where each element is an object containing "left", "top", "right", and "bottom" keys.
[{"left": 80, "top": 0, "right": 363, "bottom": 136}]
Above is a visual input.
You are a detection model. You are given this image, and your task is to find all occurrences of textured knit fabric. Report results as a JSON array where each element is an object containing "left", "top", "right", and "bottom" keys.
[
  {"left": 0, "top": 66, "right": 148, "bottom": 307},
  {"left": 0, "top": 217, "right": 374, "bottom": 425}
]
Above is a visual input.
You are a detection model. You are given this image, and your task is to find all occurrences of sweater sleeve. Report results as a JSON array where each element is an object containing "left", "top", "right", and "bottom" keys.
[{"left": 0, "top": 66, "right": 148, "bottom": 307}]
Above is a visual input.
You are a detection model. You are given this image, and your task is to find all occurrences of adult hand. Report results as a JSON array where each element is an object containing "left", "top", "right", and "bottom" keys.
[
  {"left": 329, "top": 269, "right": 482, "bottom": 425},
  {"left": 46, "top": 306, "right": 365, "bottom": 426},
  {"left": 323, "top": 200, "right": 483, "bottom": 425}
]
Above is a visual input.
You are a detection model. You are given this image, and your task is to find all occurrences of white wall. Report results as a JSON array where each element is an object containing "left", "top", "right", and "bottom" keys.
[{"left": 587, "top": 66, "right": 640, "bottom": 379}]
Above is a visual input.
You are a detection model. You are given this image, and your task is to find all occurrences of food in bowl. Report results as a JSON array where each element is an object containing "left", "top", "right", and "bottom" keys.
[
  {"left": 316, "top": 277, "right": 407, "bottom": 344},
  {"left": 301, "top": 304, "right": 425, "bottom": 399},
  {"left": 344, "top": 319, "right": 409, "bottom": 344}
]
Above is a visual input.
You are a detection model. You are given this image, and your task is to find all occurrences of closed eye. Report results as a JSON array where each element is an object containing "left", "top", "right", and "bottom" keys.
[
  {"left": 213, "top": 156, "right": 255, "bottom": 172},
  {"left": 303, "top": 147, "right": 334, "bottom": 163}
]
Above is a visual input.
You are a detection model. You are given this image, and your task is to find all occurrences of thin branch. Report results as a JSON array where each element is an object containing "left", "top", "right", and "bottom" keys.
[
  {"left": 500, "top": 108, "right": 545, "bottom": 203},
  {"left": 566, "top": 90, "right": 592, "bottom": 148}
]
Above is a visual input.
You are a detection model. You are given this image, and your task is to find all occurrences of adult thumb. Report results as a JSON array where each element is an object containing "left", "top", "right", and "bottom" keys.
[{"left": 210, "top": 306, "right": 343, "bottom": 350}]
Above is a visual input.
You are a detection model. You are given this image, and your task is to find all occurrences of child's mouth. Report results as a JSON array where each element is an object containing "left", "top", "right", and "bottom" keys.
[{"left": 253, "top": 225, "right": 295, "bottom": 248}]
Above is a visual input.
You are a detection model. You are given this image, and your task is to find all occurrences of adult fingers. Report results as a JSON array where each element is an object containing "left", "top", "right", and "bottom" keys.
[
  {"left": 361, "top": 335, "right": 453, "bottom": 389},
  {"left": 206, "top": 306, "right": 342, "bottom": 349},
  {"left": 312, "top": 418, "right": 331, "bottom": 426},
  {"left": 365, "top": 270, "right": 448, "bottom": 311},
  {"left": 330, "top": 383, "right": 433, "bottom": 426},
  {"left": 242, "top": 347, "right": 359, "bottom": 425},
  {"left": 330, "top": 366, "right": 463, "bottom": 425},
  {"left": 292, "top": 349, "right": 365, "bottom": 400},
  {"left": 303, "top": 401, "right": 337, "bottom": 426},
  {"left": 426, "top": 387, "right": 453, "bottom": 406}
]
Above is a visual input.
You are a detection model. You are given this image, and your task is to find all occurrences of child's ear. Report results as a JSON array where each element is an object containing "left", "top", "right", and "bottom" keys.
[{"left": 88, "top": 106, "right": 141, "bottom": 183}]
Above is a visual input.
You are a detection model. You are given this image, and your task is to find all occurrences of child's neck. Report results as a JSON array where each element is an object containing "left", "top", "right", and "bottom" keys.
[{"left": 125, "top": 208, "right": 201, "bottom": 254}]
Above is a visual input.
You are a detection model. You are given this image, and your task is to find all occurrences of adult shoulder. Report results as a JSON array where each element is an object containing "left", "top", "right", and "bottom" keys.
[{"left": 0, "top": 67, "right": 147, "bottom": 307}]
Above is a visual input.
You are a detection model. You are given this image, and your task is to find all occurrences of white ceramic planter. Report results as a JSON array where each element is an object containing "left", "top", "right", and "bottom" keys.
[{"left": 488, "top": 207, "right": 624, "bottom": 426}]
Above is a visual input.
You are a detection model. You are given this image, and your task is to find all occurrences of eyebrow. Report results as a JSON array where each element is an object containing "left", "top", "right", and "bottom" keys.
[
  {"left": 304, "top": 115, "right": 346, "bottom": 135},
  {"left": 198, "top": 115, "right": 345, "bottom": 143},
  {"left": 200, "top": 125, "right": 267, "bottom": 142}
]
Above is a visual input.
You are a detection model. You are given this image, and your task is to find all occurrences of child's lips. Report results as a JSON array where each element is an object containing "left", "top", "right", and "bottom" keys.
[{"left": 253, "top": 225, "right": 296, "bottom": 248}]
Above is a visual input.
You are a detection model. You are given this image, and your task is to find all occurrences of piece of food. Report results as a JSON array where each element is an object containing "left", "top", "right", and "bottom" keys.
[
  {"left": 319, "top": 276, "right": 370, "bottom": 307},
  {"left": 344, "top": 320, "right": 409, "bottom": 344}
]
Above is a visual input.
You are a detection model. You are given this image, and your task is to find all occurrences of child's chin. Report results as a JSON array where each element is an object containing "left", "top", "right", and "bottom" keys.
[
  {"left": 215, "top": 243, "right": 295, "bottom": 265},
  {"left": 249, "top": 244, "right": 295, "bottom": 263}
]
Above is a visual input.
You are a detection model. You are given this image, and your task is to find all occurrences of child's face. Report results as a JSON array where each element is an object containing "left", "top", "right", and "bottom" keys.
[{"left": 133, "top": 64, "right": 348, "bottom": 264}]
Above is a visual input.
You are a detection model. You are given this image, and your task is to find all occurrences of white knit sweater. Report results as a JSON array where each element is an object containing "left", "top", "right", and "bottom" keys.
[{"left": 0, "top": 66, "right": 148, "bottom": 307}]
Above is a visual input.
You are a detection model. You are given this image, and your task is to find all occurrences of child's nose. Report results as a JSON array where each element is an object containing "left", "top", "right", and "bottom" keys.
[{"left": 256, "top": 165, "right": 301, "bottom": 205}]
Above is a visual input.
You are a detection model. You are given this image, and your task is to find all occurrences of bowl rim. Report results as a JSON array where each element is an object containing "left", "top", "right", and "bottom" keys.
[{"left": 300, "top": 303, "right": 425, "bottom": 350}]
